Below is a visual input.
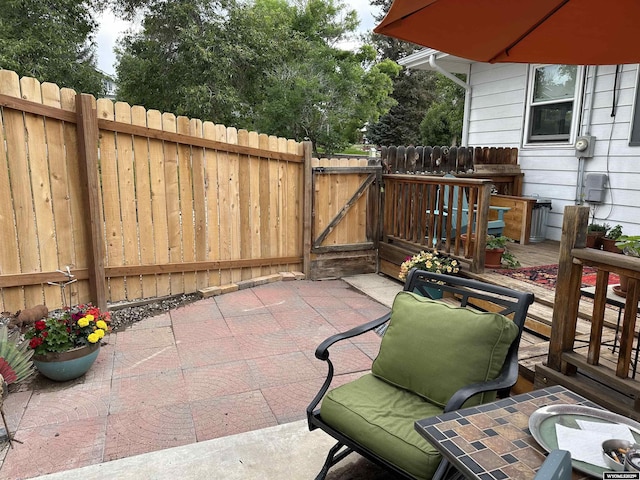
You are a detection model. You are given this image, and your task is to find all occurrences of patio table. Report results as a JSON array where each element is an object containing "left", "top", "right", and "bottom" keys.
[{"left": 415, "top": 385, "right": 601, "bottom": 480}]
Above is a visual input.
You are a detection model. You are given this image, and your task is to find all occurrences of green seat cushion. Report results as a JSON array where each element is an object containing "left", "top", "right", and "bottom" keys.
[
  {"left": 372, "top": 291, "right": 519, "bottom": 408},
  {"left": 320, "top": 374, "right": 443, "bottom": 480}
]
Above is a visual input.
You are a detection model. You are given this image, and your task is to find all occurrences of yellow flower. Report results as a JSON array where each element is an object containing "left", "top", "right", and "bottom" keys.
[
  {"left": 95, "top": 328, "right": 105, "bottom": 339},
  {"left": 77, "top": 317, "right": 90, "bottom": 328},
  {"left": 87, "top": 332, "right": 100, "bottom": 343},
  {"left": 85, "top": 314, "right": 95, "bottom": 322},
  {"left": 96, "top": 320, "right": 108, "bottom": 330}
]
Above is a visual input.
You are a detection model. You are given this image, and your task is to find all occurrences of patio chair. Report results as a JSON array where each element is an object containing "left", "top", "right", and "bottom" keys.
[
  {"left": 534, "top": 450, "right": 572, "bottom": 480},
  {"left": 431, "top": 174, "right": 509, "bottom": 241},
  {"left": 306, "top": 269, "right": 534, "bottom": 480}
]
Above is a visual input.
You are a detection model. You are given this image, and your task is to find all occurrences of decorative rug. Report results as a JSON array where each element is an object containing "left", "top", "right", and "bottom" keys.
[{"left": 496, "top": 264, "right": 620, "bottom": 291}]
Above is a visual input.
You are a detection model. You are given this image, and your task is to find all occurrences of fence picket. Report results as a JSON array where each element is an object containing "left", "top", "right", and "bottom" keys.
[
  {"left": 248, "top": 131, "right": 262, "bottom": 279},
  {"left": 190, "top": 118, "right": 208, "bottom": 290},
  {"left": 98, "top": 99, "right": 126, "bottom": 301},
  {"left": 215, "top": 124, "right": 232, "bottom": 285},
  {"left": 20, "top": 77, "right": 60, "bottom": 307},
  {"left": 114, "top": 102, "right": 142, "bottom": 300},
  {"left": 131, "top": 105, "right": 157, "bottom": 298},
  {"left": 177, "top": 116, "right": 196, "bottom": 293},
  {"left": 0, "top": 71, "right": 23, "bottom": 310},
  {"left": 258, "top": 133, "right": 272, "bottom": 276},
  {"left": 2, "top": 72, "right": 40, "bottom": 307},
  {"left": 203, "top": 122, "right": 221, "bottom": 285},
  {"left": 237, "top": 129, "right": 252, "bottom": 280},
  {"left": 162, "top": 113, "right": 183, "bottom": 294},
  {"left": 227, "top": 127, "right": 242, "bottom": 282}
]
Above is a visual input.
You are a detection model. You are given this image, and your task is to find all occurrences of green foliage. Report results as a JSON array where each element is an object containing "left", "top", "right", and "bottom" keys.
[
  {"left": 615, "top": 235, "right": 640, "bottom": 256},
  {"left": 0, "top": 0, "right": 106, "bottom": 96},
  {"left": 605, "top": 224, "right": 623, "bottom": 240},
  {"left": 419, "top": 75, "right": 464, "bottom": 146},
  {"left": 0, "top": 325, "right": 35, "bottom": 384},
  {"left": 115, "top": 0, "right": 399, "bottom": 155},
  {"left": 587, "top": 222, "right": 609, "bottom": 233}
]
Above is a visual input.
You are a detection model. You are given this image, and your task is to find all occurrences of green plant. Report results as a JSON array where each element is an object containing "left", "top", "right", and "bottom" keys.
[
  {"left": 616, "top": 235, "right": 640, "bottom": 257},
  {"left": 605, "top": 224, "right": 623, "bottom": 240},
  {"left": 25, "top": 303, "right": 110, "bottom": 356},
  {"left": 486, "top": 235, "right": 521, "bottom": 268},
  {"left": 587, "top": 222, "right": 609, "bottom": 233},
  {"left": 0, "top": 325, "right": 35, "bottom": 385},
  {"left": 399, "top": 250, "right": 460, "bottom": 281},
  {"left": 486, "top": 235, "right": 511, "bottom": 250}
]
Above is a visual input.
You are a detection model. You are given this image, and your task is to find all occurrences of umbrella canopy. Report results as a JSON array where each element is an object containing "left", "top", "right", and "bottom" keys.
[{"left": 374, "top": 0, "right": 640, "bottom": 65}]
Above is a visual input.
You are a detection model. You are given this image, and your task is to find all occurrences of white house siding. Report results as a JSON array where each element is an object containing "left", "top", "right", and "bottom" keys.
[{"left": 466, "top": 62, "right": 640, "bottom": 241}]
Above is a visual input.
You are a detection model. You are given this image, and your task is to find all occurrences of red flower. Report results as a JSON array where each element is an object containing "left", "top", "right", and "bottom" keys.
[
  {"left": 34, "top": 320, "right": 46, "bottom": 331},
  {"left": 41, "top": 331, "right": 48, "bottom": 338},
  {"left": 29, "top": 337, "right": 42, "bottom": 349}
]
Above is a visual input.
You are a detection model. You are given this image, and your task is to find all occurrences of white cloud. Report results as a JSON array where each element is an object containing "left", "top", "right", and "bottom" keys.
[{"left": 95, "top": 10, "right": 134, "bottom": 76}]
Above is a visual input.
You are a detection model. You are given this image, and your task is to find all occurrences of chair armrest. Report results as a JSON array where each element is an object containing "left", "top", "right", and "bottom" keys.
[
  {"left": 307, "top": 312, "right": 390, "bottom": 429},
  {"left": 443, "top": 355, "right": 518, "bottom": 412},
  {"left": 315, "top": 313, "right": 391, "bottom": 360},
  {"left": 489, "top": 206, "right": 510, "bottom": 221}
]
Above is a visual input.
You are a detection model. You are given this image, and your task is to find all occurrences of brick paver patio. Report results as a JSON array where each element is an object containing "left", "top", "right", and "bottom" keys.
[{"left": 0, "top": 279, "right": 389, "bottom": 479}]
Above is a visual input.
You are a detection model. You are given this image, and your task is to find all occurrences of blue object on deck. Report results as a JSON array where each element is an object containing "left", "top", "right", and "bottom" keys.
[
  {"left": 534, "top": 450, "right": 572, "bottom": 480},
  {"left": 432, "top": 174, "right": 509, "bottom": 241}
]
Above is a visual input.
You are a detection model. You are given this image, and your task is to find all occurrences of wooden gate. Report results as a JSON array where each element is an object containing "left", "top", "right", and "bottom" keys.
[{"left": 308, "top": 158, "right": 382, "bottom": 280}]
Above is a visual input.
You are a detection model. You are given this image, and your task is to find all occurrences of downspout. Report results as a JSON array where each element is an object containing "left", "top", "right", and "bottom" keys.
[
  {"left": 429, "top": 54, "right": 471, "bottom": 146},
  {"left": 575, "top": 65, "right": 597, "bottom": 204}
]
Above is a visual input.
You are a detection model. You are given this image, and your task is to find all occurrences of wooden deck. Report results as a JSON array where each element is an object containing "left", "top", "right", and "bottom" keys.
[{"left": 465, "top": 240, "right": 640, "bottom": 401}]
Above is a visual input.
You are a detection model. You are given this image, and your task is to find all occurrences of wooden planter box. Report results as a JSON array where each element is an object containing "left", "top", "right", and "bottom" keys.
[{"left": 489, "top": 194, "right": 538, "bottom": 244}]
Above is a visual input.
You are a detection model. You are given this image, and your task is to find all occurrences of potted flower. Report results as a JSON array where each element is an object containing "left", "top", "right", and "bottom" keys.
[
  {"left": 586, "top": 222, "right": 609, "bottom": 249},
  {"left": 601, "top": 224, "right": 623, "bottom": 253},
  {"left": 399, "top": 250, "right": 460, "bottom": 298},
  {"left": 485, "top": 235, "right": 521, "bottom": 269},
  {"left": 25, "top": 303, "right": 110, "bottom": 381}
]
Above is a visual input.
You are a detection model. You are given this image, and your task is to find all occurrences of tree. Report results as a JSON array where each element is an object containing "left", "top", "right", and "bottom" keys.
[
  {"left": 0, "top": 0, "right": 106, "bottom": 96},
  {"left": 365, "top": 0, "right": 438, "bottom": 147},
  {"left": 419, "top": 75, "right": 464, "bottom": 146},
  {"left": 115, "top": 0, "right": 399, "bottom": 154}
]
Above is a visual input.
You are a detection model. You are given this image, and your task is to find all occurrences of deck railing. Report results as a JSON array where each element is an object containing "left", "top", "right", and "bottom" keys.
[
  {"left": 379, "top": 175, "right": 494, "bottom": 275},
  {"left": 546, "top": 206, "right": 640, "bottom": 416}
]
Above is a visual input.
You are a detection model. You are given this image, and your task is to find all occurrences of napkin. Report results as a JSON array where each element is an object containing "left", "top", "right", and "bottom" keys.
[{"left": 555, "top": 423, "right": 614, "bottom": 468}]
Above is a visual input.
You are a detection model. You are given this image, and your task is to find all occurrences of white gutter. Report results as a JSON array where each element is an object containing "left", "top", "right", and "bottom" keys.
[{"left": 428, "top": 54, "right": 471, "bottom": 146}]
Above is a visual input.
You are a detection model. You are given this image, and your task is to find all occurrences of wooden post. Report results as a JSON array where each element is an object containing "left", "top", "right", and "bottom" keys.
[
  {"left": 75, "top": 94, "right": 106, "bottom": 311},
  {"left": 547, "top": 205, "right": 589, "bottom": 371},
  {"left": 302, "top": 141, "right": 313, "bottom": 276}
]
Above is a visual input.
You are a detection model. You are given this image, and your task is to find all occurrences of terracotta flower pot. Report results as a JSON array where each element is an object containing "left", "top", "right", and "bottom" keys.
[
  {"left": 32, "top": 343, "right": 100, "bottom": 382},
  {"left": 586, "top": 232, "right": 604, "bottom": 249},
  {"left": 485, "top": 248, "right": 504, "bottom": 268},
  {"left": 601, "top": 238, "right": 622, "bottom": 253}
]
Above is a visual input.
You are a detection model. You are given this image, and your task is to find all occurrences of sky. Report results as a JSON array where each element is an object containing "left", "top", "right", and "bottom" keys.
[{"left": 95, "top": 0, "right": 381, "bottom": 76}]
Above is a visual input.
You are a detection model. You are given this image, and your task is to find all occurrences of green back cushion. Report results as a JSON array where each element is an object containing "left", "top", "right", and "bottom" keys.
[{"left": 372, "top": 291, "right": 519, "bottom": 407}]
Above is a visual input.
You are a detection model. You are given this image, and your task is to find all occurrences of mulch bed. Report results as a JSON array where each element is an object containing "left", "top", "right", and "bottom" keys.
[{"left": 496, "top": 264, "right": 620, "bottom": 291}]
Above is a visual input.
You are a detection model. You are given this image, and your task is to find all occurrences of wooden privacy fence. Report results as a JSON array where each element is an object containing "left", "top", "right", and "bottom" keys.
[
  {"left": 0, "top": 70, "right": 305, "bottom": 313},
  {"left": 381, "top": 145, "right": 523, "bottom": 196},
  {"left": 308, "top": 157, "right": 381, "bottom": 280}
]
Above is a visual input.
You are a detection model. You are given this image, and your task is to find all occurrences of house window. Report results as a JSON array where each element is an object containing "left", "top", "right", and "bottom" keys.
[{"left": 526, "top": 65, "right": 579, "bottom": 143}]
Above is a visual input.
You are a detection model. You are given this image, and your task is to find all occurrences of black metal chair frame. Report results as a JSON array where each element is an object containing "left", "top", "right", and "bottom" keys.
[{"left": 306, "top": 269, "right": 535, "bottom": 480}]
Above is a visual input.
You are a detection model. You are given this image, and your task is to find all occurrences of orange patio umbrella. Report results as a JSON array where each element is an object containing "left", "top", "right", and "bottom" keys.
[{"left": 374, "top": 0, "right": 640, "bottom": 65}]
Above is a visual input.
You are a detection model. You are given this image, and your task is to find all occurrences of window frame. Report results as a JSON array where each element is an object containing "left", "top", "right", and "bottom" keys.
[{"left": 523, "top": 64, "right": 584, "bottom": 148}]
